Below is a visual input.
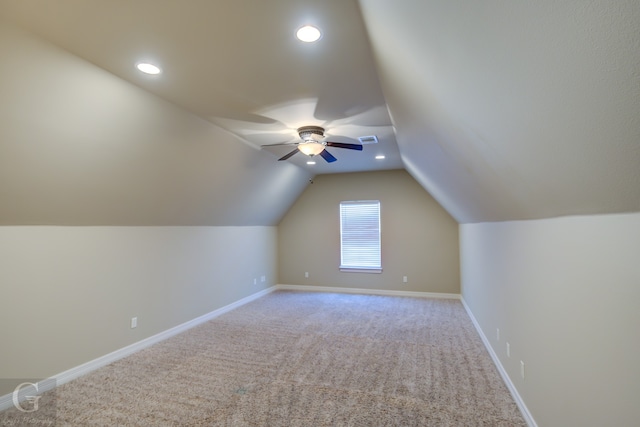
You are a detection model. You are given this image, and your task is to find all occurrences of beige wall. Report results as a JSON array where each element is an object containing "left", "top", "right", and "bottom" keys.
[
  {"left": 461, "top": 213, "right": 640, "bottom": 427},
  {"left": 278, "top": 170, "right": 460, "bottom": 293},
  {"left": 0, "top": 226, "right": 276, "bottom": 395}
]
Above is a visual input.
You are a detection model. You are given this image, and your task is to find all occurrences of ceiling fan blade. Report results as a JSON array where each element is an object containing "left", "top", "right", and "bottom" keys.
[
  {"left": 319, "top": 149, "right": 337, "bottom": 163},
  {"left": 261, "top": 141, "right": 299, "bottom": 147},
  {"left": 278, "top": 149, "right": 299, "bottom": 161},
  {"left": 325, "top": 141, "right": 363, "bottom": 151}
]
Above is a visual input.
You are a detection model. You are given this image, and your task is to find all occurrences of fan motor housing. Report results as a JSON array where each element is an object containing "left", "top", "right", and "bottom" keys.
[{"left": 298, "top": 125, "right": 325, "bottom": 141}]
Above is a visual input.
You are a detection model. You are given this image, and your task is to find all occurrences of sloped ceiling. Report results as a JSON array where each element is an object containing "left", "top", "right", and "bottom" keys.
[
  {"left": 0, "top": 0, "right": 403, "bottom": 176},
  {"left": 0, "top": 20, "right": 311, "bottom": 225},
  {"left": 1, "top": 0, "right": 639, "bottom": 226},
  {"left": 359, "top": 0, "right": 640, "bottom": 222}
]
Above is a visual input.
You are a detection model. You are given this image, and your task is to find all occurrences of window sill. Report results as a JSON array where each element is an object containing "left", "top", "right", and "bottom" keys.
[{"left": 339, "top": 267, "right": 382, "bottom": 274}]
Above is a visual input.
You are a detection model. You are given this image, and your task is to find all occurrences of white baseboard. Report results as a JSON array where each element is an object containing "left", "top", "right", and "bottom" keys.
[
  {"left": 0, "top": 286, "right": 277, "bottom": 412},
  {"left": 275, "top": 284, "right": 460, "bottom": 300},
  {"left": 461, "top": 297, "right": 538, "bottom": 427}
]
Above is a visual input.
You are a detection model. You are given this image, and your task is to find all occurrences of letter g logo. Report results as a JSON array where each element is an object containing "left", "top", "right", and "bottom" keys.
[{"left": 12, "top": 382, "right": 41, "bottom": 413}]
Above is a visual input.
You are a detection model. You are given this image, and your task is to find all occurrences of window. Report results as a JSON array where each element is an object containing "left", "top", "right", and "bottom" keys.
[{"left": 339, "top": 200, "right": 381, "bottom": 272}]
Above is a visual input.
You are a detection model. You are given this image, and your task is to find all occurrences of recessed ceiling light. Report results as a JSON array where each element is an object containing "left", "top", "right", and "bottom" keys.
[
  {"left": 136, "top": 62, "right": 161, "bottom": 75},
  {"left": 306, "top": 161, "right": 316, "bottom": 165},
  {"left": 375, "top": 155, "right": 386, "bottom": 160},
  {"left": 296, "top": 25, "right": 321, "bottom": 42}
]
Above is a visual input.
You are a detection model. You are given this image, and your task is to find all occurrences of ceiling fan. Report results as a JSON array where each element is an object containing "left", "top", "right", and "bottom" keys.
[{"left": 261, "top": 125, "right": 363, "bottom": 163}]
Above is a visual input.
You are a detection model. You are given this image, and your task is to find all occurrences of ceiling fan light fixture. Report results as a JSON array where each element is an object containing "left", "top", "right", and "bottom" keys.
[
  {"left": 298, "top": 142, "right": 325, "bottom": 156},
  {"left": 263, "top": 125, "right": 362, "bottom": 163},
  {"left": 296, "top": 25, "right": 321, "bottom": 42}
]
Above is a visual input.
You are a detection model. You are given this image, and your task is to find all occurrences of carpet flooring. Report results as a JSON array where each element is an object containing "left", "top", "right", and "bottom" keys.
[{"left": 1, "top": 291, "right": 527, "bottom": 426}]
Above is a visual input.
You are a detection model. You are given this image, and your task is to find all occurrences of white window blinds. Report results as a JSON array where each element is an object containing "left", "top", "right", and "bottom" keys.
[{"left": 339, "top": 200, "right": 381, "bottom": 272}]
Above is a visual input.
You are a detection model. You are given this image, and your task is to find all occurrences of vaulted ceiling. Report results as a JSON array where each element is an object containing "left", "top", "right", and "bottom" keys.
[
  {"left": 0, "top": 0, "right": 638, "bottom": 225},
  {"left": 361, "top": 0, "right": 640, "bottom": 222}
]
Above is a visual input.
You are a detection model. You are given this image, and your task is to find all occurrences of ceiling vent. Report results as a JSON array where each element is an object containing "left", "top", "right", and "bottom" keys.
[{"left": 358, "top": 135, "right": 379, "bottom": 144}]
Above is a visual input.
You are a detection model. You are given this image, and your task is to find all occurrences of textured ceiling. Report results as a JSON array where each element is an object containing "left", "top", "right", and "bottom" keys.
[{"left": 0, "top": 0, "right": 638, "bottom": 225}]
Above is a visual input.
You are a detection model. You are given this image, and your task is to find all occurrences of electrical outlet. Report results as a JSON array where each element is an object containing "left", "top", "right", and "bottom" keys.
[
  {"left": 520, "top": 361, "right": 525, "bottom": 379},
  {"left": 496, "top": 328, "right": 500, "bottom": 341},
  {"left": 506, "top": 342, "right": 510, "bottom": 357},
  {"left": 305, "top": 272, "right": 309, "bottom": 278},
  {"left": 131, "top": 317, "right": 137, "bottom": 329},
  {"left": 403, "top": 276, "right": 408, "bottom": 283},
  {"left": 253, "top": 278, "right": 257, "bottom": 285},
  {"left": 261, "top": 275, "right": 266, "bottom": 282}
]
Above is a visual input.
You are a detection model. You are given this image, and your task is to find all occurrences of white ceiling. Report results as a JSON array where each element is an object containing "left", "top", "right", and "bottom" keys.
[
  {"left": 360, "top": 0, "right": 640, "bottom": 222},
  {"left": 0, "top": 0, "right": 638, "bottom": 224},
  {"left": 0, "top": 0, "right": 403, "bottom": 175}
]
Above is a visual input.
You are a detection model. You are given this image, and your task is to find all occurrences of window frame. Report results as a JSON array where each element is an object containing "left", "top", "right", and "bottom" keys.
[{"left": 339, "top": 200, "right": 382, "bottom": 273}]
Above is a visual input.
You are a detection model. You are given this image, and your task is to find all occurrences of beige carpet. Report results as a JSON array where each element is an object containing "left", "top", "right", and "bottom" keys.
[{"left": 1, "top": 291, "right": 527, "bottom": 426}]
